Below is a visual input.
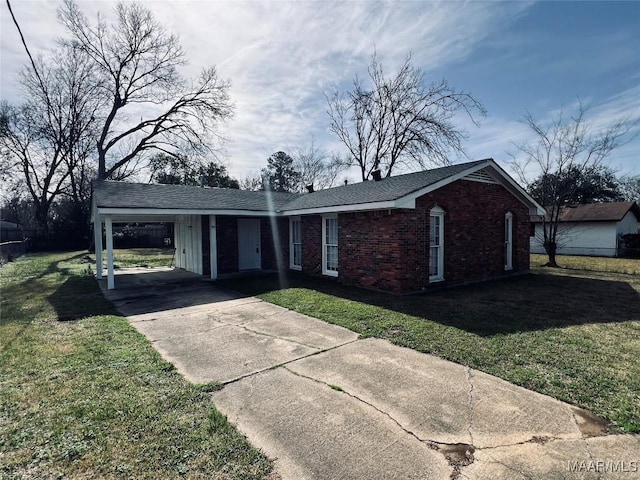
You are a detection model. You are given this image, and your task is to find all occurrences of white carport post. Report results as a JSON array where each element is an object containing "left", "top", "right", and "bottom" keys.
[
  {"left": 210, "top": 215, "right": 217, "bottom": 279},
  {"left": 94, "top": 213, "right": 103, "bottom": 279},
  {"left": 105, "top": 215, "right": 115, "bottom": 289}
]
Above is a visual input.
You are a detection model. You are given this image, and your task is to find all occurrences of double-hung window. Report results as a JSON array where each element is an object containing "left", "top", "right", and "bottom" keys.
[
  {"left": 505, "top": 211, "right": 513, "bottom": 271},
  {"left": 429, "top": 207, "right": 445, "bottom": 282},
  {"left": 322, "top": 215, "right": 338, "bottom": 276},
  {"left": 289, "top": 217, "right": 302, "bottom": 270}
]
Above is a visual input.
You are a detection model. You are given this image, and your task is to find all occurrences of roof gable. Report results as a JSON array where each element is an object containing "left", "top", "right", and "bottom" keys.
[{"left": 282, "top": 159, "right": 544, "bottom": 215}]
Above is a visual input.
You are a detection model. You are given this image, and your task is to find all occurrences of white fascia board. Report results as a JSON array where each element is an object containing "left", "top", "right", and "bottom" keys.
[
  {"left": 96, "top": 207, "right": 274, "bottom": 217},
  {"left": 283, "top": 200, "right": 398, "bottom": 216},
  {"left": 482, "top": 160, "right": 546, "bottom": 215}
]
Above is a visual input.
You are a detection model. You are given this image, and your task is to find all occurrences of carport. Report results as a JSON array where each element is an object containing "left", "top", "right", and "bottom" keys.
[
  {"left": 92, "top": 180, "right": 296, "bottom": 289},
  {"left": 92, "top": 210, "right": 216, "bottom": 290}
]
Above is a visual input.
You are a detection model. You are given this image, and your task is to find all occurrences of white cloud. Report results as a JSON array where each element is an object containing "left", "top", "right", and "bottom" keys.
[{"left": 5, "top": 0, "right": 636, "bottom": 185}]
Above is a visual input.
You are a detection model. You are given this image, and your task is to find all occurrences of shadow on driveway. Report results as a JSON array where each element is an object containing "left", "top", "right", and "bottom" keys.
[{"left": 98, "top": 267, "right": 252, "bottom": 317}]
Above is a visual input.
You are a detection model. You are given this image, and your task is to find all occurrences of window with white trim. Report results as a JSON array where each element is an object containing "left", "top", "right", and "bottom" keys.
[
  {"left": 429, "top": 207, "right": 445, "bottom": 282},
  {"left": 505, "top": 211, "right": 513, "bottom": 271},
  {"left": 322, "top": 215, "right": 338, "bottom": 276},
  {"left": 289, "top": 217, "right": 302, "bottom": 270}
]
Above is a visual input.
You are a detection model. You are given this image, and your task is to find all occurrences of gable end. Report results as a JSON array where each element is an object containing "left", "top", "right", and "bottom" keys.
[{"left": 463, "top": 169, "right": 499, "bottom": 184}]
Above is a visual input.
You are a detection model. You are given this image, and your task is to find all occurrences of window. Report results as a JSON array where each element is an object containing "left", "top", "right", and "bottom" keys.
[
  {"left": 429, "top": 207, "right": 444, "bottom": 282},
  {"left": 505, "top": 211, "right": 513, "bottom": 271},
  {"left": 289, "top": 217, "right": 302, "bottom": 270},
  {"left": 322, "top": 215, "right": 338, "bottom": 276}
]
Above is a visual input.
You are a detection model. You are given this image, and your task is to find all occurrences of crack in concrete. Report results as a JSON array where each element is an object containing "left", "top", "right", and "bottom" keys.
[
  {"left": 282, "top": 366, "right": 429, "bottom": 443},
  {"left": 435, "top": 443, "right": 476, "bottom": 480},
  {"left": 234, "top": 323, "right": 328, "bottom": 351},
  {"left": 220, "top": 338, "right": 360, "bottom": 387},
  {"left": 466, "top": 366, "right": 475, "bottom": 447},
  {"left": 282, "top": 364, "right": 469, "bottom": 480},
  {"left": 477, "top": 435, "right": 555, "bottom": 451},
  {"left": 573, "top": 411, "right": 599, "bottom": 476}
]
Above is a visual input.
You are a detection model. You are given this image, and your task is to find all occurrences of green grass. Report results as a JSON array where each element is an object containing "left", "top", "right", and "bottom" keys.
[
  {"left": 219, "top": 257, "right": 640, "bottom": 434},
  {"left": 104, "top": 247, "right": 175, "bottom": 269},
  {"left": 532, "top": 253, "right": 640, "bottom": 275},
  {"left": 0, "top": 252, "right": 273, "bottom": 479}
]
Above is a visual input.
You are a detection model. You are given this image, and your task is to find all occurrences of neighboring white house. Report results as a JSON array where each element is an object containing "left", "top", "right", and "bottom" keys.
[{"left": 531, "top": 201, "right": 640, "bottom": 257}]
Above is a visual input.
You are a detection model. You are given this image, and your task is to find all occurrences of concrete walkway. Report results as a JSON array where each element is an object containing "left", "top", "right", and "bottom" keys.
[{"left": 102, "top": 268, "right": 639, "bottom": 480}]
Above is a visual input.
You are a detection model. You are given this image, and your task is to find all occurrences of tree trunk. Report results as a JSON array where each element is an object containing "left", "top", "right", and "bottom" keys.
[
  {"left": 543, "top": 241, "right": 559, "bottom": 267},
  {"left": 34, "top": 201, "right": 50, "bottom": 234}
]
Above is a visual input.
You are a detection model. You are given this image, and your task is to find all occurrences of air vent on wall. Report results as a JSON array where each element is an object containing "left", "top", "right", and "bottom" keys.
[{"left": 464, "top": 169, "right": 499, "bottom": 184}]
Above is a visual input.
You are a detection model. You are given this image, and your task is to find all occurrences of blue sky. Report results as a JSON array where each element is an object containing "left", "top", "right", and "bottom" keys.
[{"left": 1, "top": 0, "right": 638, "bottom": 183}]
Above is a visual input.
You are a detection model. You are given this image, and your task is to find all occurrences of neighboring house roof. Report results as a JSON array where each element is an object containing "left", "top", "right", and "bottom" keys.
[
  {"left": 93, "top": 158, "right": 545, "bottom": 219},
  {"left": 533, "top": 202, "right": 640, "bottom": 223},
  {"left": 93, "top": 181, "right": 299, "bottom": 213}
]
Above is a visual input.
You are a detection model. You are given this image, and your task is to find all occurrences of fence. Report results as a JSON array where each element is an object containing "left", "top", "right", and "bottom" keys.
[
  {"left": 112, "top": 224, "right": 173, "bottom": 249},
  {"left": 0, "top": 240, "right": 27, "bottom": 263},
  {"left": 618, "top": 233, "right": 640, "bottom": 257},
  {"left": 1, "top": 226, "right": 26, "bottom": 243}
]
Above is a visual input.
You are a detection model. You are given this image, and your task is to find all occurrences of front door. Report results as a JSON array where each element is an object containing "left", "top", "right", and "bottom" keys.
[{"left": 238, "top": 219, "right": 261, "bottom": 270}]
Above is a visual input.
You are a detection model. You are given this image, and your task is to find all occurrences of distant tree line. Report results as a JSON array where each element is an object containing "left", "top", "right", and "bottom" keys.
[{"left": 1, "top": 0, "right": 636, "bottom": 258}]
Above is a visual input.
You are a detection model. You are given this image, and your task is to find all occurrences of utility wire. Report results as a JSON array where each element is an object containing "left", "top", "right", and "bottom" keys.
[{"left": 5, "top": 0, "right": 52, "bottom": 115}]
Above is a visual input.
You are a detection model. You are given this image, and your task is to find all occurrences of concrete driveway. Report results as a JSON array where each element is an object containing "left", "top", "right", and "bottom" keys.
[{"left": 102, "top": 268, "right": 639, "bottom": 480}]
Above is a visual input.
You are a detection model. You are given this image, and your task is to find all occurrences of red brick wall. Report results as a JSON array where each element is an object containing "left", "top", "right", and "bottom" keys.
[
  {"left": 339, "top": 209, "right": 427, "bottom": 293},
  {"left": 261, "top": 217, "right": 289, "bottom": 271},
  {"left": 214, "top": 215, "right": 285, "bottom": 274},
  {"left": 419, "top": 179, "right": 530, "bottom": 290},
  {"left": 295, "top": 179, "right": 531, "bottom": 294},
  {"left": 216, "top": 216, "right": 238, "bottom": 274},
  {"left": 301, "top": 215, "right": 323, "bottom": 275}
]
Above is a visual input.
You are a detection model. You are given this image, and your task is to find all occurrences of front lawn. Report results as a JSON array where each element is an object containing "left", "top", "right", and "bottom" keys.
[
  {"left": 219, "top": 257, "right": 640, "bottom": 433},
  {"left": 0, "top": 252, "right": 273, "bottom": 479},
  {"left": 531, "top": 253, "right": 640, "bottom": 275}
]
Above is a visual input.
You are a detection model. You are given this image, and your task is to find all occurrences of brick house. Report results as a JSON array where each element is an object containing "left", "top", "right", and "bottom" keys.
[{"left": 93, "top": 158, "right": 544, "bottom": 293}]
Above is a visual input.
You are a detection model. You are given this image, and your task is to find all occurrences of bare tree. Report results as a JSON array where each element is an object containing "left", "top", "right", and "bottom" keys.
[
  {"left": 239, "top": 173, "right": 263, "bottom": 191},
  {"left": 0, "top": 45, "right": 100, "bottom": 231},
  {"left": 293, "top": 140, "right": 349, "bottom": 191},
  {"left": 327, "top": 52, "right": 485, "bottom": 180},
  {"left": 58, "top": 0, "right": 233, "bottom": 179},
  {"left": 510, "top": 101, "right": 636, "bottom": 267}
]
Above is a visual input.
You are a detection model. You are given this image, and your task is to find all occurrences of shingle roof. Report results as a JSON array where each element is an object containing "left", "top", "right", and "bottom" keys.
[
  {"left": 94, "top": 159, "right": 519, "bottom": 215},
  {"left": 280, "top": 160, "right": 488, "bottom": 211},
  {"left": 552, "top": 202, "right": 640, "bottom": 223},
  {"left": 93, "top": 181, "right": 299, "bottom": 212}
]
